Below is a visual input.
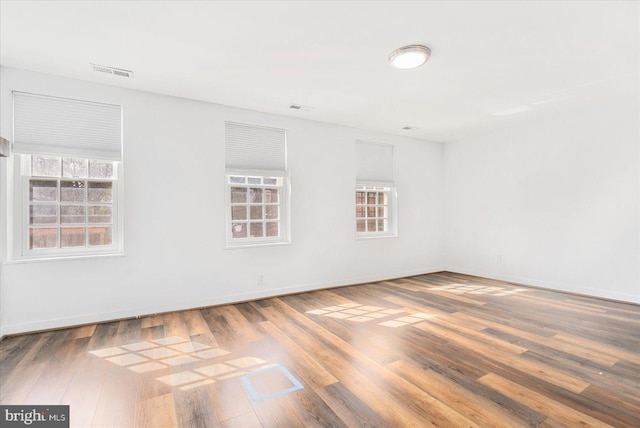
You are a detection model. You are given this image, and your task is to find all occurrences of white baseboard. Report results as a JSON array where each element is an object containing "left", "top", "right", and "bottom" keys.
[
  {"left": 445, "top": 266, "right": 640, "bottom": 305},
  {"left": 0, "top": 266, "right": 445, "bottom": 336}
]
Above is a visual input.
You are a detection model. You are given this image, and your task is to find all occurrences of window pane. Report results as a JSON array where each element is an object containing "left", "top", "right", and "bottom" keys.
[
  {"left": 367, "top": 219, "right": 377, "bottom": 232},
  {"left": 264, "top": 178, "right": 277, "bottom": 185},
  {"left": 29, "top": 228, "right": 57, "bottom": 249},
  {"left": 89, "top": 227, "right": 112, "bottom": 246},
  {"left": 250, "top": 222, "right": 264, "bottom": 238},
  {"left": 356, "top": 191, "right": 365, "bottom": 204},
  {"left": 367, "top": 207, "right": 376, "bottom": 217},
  {"left": 378, "top": 219, "right": 386, "bottom": 232},
  {"left": 248, "top": 177, "right": 261, "bottom": 184},
  {"left": 379, "top": 192, "right": 387, "bottom": 205},
  {"left": 232, "top": 223, "right": 247, "bottom": 238},
  {"left": 378, "top": 206, "right": 386, "bottom": 217},
  {"left": 231, "top": 187, "right": 247, "bottom": 203},
  {"left": 61, "top": 227, "right": 86, "bottom": 248},
  {"left": 266, "top": 222, "right": 279, "bottom": 237},
  {"left": 89, "top": 160, "right": 114, "bottom": 179},
  {"left": 30, "top": 204, "right": 57, "bottom": 224},
  {"left": 30, "top": 180, "right": 58, "bottom": 202},
  {"left": 61, "top": 205, "right": 85, "bottom": 224},
  {"left": 88, "top": 182, "right": 112, "bottom": 203},
  {"left": 61, "top": 181, "right": 86, "bottom": 202},
  {"left": 367, "top": 192, "right": 377, "bottom": 204},
  {"left": 31, "top": 156, "right": 60, "bottom": 177},
  {"left": 356, "top": 206, "right": 365, "bottom": 218},
  {"left": 231, "top": 206, "right": 247, "bottom": 220},
  {"left": 265, "top": 205, "right": 278, "bottom": 220},
  {"left": 250, "top": 188, "right": 263, "bottom": 203},
  {"left": 229, "top": 176, "right": 246, "bottom": 184},
  {"left": 264, "top": 189, "right": 278, "bottom": 203},
  {"left": 62, "top": 158, "right": 88, "bottom": 178},
  {"left": 356, "top": 219, "right": 366, "bottom": 233},
  {"left": 88, "top": 206, "right": 112, "bottom": 224},
  {"left": 250, "top": 206, "right": 263, "bottom": 220}
]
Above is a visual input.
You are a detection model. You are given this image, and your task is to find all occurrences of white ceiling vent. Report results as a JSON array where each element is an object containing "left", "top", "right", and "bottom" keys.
[
  {"left": 91, "top": 63, "right": 134, "bottom": 79},
  {"left": 289, "top": 104, "right": 314, "bottom": 112}
]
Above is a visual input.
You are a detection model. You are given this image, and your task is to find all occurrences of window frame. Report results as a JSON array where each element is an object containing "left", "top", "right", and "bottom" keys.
[
  {"left": 224, "top": 169, "right": 290, "bottom": 249},
  {"left": 12, "top": 154, "right": 124, "bottom": 260},
  {"left": 355, "top": 181, "right": 397, "bottom": 239}
]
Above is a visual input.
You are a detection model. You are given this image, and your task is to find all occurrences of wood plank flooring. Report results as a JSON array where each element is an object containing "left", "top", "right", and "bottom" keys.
[{"left": 1, "top": 272, "right": 639, "bottom": 427}]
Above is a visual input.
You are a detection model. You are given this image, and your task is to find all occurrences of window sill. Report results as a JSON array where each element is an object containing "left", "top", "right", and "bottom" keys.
[
  {"left": 355, "top": 233, "right": 398, "bottom": 240},
  {"left": 225, "top": 240, "right": 291, "bottom": 250},
  {"left": 2, "top": 251, "right": 125, "bottom": 265}
]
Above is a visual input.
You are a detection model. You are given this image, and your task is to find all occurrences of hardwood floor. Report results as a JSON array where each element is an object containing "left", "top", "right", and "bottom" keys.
[{"left": 1, "top": 272, "right": 639, "bottom": 427}]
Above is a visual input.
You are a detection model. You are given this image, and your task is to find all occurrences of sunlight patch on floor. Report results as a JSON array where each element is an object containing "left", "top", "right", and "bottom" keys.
[
  {"left": 89, "top": 336, "right": 290, "bottom": 394},
  {"left": 306, "top": 303, "right": 436, "bottom": 328},
  {"left": 434, "top": 284, "right": 528, "bottom": 296}
]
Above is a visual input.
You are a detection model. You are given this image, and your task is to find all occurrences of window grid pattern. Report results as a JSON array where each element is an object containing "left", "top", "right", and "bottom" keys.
[
  {"left": 229, "top": 176, "right": 282, "bottom": 241},
  {"left": 28, "top": 155, "right": 115, "bottom": 250},
  {"left": 356, "top": 186, "right": 389, "bottom": 234}
]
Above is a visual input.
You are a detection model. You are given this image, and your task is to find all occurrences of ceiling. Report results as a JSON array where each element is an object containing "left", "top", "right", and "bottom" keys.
[{"left": 1, "top": 1, "right": 638, "bottom": 142}]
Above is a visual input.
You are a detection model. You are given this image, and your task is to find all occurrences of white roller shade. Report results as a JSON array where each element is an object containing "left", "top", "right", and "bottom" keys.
[
  {"left": 225, "top": 122, "right": 286, "bottom": 172},
  {"left": 356, "top": 140, "right": 394, "bottom": 183},
  {"left": 13, "top": 91, "right": 123, "bottom": 161}
]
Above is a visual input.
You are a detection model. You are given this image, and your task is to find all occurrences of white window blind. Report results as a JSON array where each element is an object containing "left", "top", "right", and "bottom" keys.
[
  {"left": 225, "top": 122, "right": 287, "bottom": 172},
  {"left": 13, "top": 91, "right": 123, "bottom": 161},
  {"left": 356, "top": 140, "right": 394, "bottom": 183}
]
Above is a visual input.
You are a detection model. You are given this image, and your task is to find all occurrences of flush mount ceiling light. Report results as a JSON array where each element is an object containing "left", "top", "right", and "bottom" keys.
[{"left": 389, "top": 45, "right": 431, "bottom": 70}]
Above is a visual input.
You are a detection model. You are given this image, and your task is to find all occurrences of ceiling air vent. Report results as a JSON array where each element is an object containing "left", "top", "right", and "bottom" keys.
[
  {"left": 289, "top": 104, "right": 314, "bottom": 112},
  {"left": 91, "top": 63, "right": 134, "bottom": 79}
]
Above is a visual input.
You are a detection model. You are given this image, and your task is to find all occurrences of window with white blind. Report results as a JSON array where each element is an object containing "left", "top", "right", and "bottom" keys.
[
  {"left": 11, "top": 92, "right": 123, "bottom": 259},
  {"left": 355, "top": 141, "right": 397, "bottom": 238},
  {"left": 225, "top": 122, "right": 289, "bottom": 247}
]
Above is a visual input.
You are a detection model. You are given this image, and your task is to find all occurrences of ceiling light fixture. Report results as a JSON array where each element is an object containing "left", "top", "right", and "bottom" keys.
[{"left": 389, "top": 45, "right": 431, "bottom": 70}]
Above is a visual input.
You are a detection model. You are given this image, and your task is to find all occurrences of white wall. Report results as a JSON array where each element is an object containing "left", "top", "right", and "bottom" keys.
[
  {"left": 2, "top": 66, "right": 638, "bottom": 336},
  {"left": 443, "top": 95, "right": 640, "bottom": 303},
  {"left": 0, "top": 67, "right": 444, "bottom": 335}
]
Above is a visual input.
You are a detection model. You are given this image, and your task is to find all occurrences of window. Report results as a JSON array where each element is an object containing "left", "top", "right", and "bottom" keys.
[
  {"left": 227, "top": 175, "right": 283, "bottom": 241},
  {"left": 225, "top": 122, "right": 289, "bottom": 247},
  {"left": 11, "top": 91, "right": 123, "bottom": 259},
  {"left": 22, "top": 155, "right": 120, "bottom": 255},
  {"left": 355, "top": 141, "right": 396, "bottom": 238},
  {"left": 356, "top": 185, "right": 391, "bottom": 234}
]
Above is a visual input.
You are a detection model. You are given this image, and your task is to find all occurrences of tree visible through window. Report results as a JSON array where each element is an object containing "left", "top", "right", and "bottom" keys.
[
  {"left": 356, "top": 186, "right": 390, "bottom": 234},
  {"left": 355, "top": 140, "right": 396, "bottom": 238},
  {"left": 228, "top": 175, "right": 282, "bottom": 241},
  {"left": 11, "top": 91, "right": 123, "bottom": 259},
  {"left": 26, "top": 155, "right": 117, "bottom": 251},
  {"left": 225, "top": 121, "right": 289, "bottom": 247}
]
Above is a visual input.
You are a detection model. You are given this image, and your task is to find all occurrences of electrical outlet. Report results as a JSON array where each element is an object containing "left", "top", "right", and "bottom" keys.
[{"left": 257, "top": 274, "right": 264, "bottom": 285}]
